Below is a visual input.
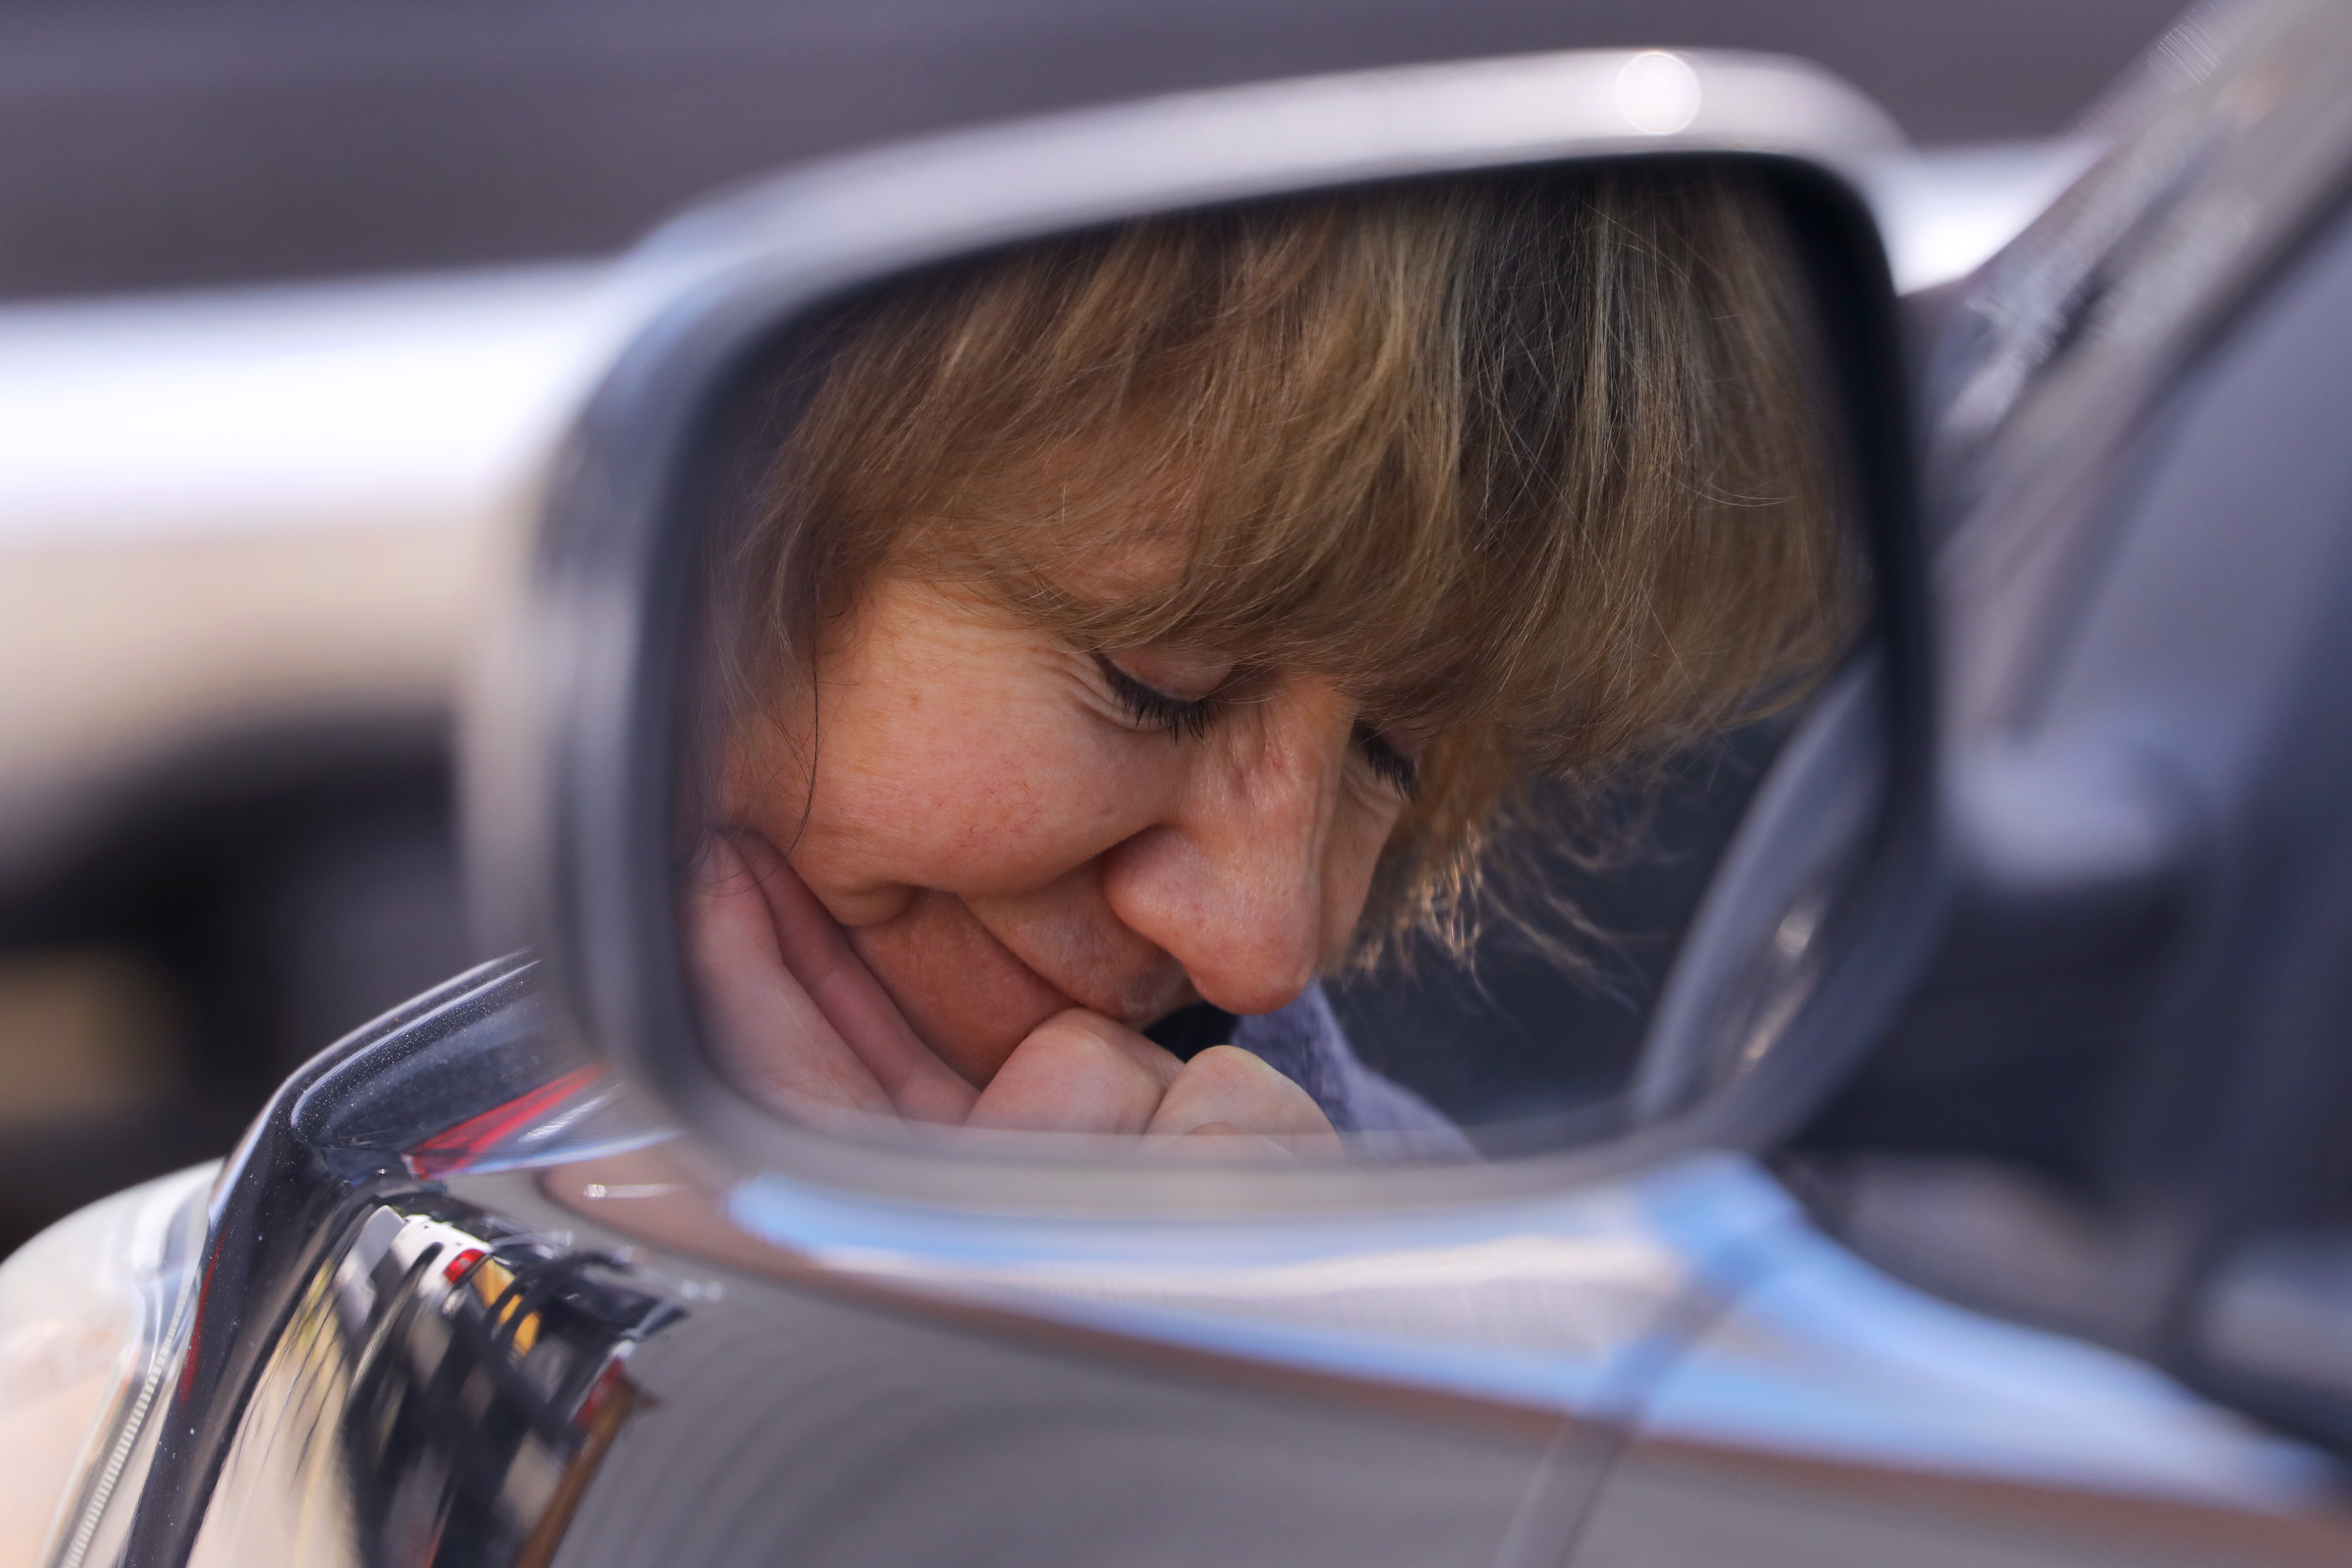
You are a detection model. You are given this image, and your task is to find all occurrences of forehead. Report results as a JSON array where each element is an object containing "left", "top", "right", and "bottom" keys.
[{"left": 902, "top": 435, "right": 1440, "bottom": 694}]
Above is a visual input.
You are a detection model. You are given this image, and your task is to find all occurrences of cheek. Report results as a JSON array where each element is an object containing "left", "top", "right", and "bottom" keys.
[
  {"left": 1319, "top": 791, "right": 1408, "bottom": 957},
  {"left": 793, "top": 668, "right": 1173, "bottom": 905}
]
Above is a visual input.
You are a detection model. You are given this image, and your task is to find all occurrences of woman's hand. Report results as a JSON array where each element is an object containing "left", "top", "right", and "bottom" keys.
[
  {"left": 963, "top": 1012, "right": 1331, "bottom": 1141},
  {"left": 687, "top": 831, "right": 1337, "bottom": 1144},
  {"left": 689, "top": 832, "right": 980, "bottom": 1125}
]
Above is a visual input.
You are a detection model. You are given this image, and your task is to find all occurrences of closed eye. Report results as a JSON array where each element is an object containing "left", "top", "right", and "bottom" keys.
[
  {"left": 1094, "top": 654, "right": 1216, "bottom": 739},
  {"left": 1097, "top": 652, "right": 1420, "bottom": 798},
  {"left": 1353, "top": 723, "right": 1420, "bottom": 799}
]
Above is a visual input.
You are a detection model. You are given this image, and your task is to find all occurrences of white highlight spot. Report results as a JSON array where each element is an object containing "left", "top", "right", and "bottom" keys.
[{"left": 1615, "top": 51, "right": 1702, "bottom": 136}]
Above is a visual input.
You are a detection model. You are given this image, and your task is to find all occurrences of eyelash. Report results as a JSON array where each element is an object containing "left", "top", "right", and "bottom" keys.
[
  {"left": 1093, "top": 654, "right": 1420, "bottom": 799},
  {"left": 1095, "top": 654, "right": 1214, "bottom": 739},
  {"left": 1354, "top": 724, "right": 1422, "bottom": 800}
]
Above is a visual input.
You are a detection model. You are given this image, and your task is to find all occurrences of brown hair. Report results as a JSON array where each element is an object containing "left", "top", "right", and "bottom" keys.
[{"left": 724, "top": 163, "right": 1853, "bottom": 968}]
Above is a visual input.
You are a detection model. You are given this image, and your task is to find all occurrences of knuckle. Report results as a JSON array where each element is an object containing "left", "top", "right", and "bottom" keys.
[
  {"left": 1180, "top": 1044, "right": 1273, "bottom": 1091},
  {"left": 1020, "top": 1013, "right": 1132, "bottom": 1073}
]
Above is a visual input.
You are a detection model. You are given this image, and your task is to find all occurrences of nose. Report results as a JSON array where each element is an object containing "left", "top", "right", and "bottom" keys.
[{"left": 1099, "top": 681, "right": 1370, "bottom": 1016}]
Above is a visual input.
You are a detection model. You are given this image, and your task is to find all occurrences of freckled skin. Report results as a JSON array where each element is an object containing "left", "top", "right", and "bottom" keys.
[{"left": 723, "top": 570, "right": 1410, "bottom": 1092}]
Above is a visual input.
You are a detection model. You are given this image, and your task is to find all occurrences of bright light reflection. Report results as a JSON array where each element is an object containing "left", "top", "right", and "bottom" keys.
[
  {"left": 1614, "top": 51, "right": 1703, "bottom": 136},
  {"left": 0, "top": 265, "right": 616, "bottom": 547},
  {"left": 1864, "top": 139, "right": 2103, "bottom": 292}
]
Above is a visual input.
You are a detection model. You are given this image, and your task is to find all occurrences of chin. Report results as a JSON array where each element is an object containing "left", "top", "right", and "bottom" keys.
[
  {"left": 841, "top": 924, "right": 1063, "bottom": 1085},
  {"left": 915, "top": 1003, "right": 1046, "bottom": 1086},
  {"left": 846, "top": 888, "right": 1194, "bottom": 1081}
]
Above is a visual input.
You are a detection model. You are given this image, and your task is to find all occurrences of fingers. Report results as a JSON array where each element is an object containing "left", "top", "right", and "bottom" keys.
[
  {"left": 691, "top": 842, "right": 1337, "bottom": 1152},
  {"left": 686, "top": 835, "right": 894, "bottom": 1120},
  {"left": 1146, "top": 1045, "right": 1337, "bottom": 1140},
  {"left": 966, "top": 1013, "right": 1337, "bottom": 1150},
  {"left": 725, "top": 831, "right": 977, "bottom": 1125},
  {"left": 965, "top": 1009, "right": 1181, "bottom": 1134}
]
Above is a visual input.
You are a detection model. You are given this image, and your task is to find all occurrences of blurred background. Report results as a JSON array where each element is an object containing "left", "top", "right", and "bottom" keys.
[{"left": 0, "top": 0, "right": 2193, "bottom": 1255}]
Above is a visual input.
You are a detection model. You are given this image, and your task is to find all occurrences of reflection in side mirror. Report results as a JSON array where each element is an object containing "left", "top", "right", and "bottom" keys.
[
  {"left": 672, "top": 164, "right": 1867, "bottom": 1163},
  {"left": 492, "top": 52, "right": 1932, "bottom": 1190}
]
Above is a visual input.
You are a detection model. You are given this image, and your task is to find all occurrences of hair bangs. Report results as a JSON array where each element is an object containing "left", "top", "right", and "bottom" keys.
[{"left": 733, "top": 164, "right": 1856, "bottom": 971}]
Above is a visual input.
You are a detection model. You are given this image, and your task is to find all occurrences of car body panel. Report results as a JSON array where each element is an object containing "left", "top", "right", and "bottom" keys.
[{"left": 38, "top": 954, "right": 2340, "bottom": 1567}]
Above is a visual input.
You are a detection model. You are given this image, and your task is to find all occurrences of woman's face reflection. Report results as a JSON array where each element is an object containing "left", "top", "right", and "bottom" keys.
[
  {"left": 692, "top": 542, "right": 1414, "bottom": 1143},
  {"left": 684, "top": 169, "right": 1848, "bottom": 1152}
]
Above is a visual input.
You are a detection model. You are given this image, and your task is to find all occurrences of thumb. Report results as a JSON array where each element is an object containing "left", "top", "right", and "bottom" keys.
[{"left": 723, "top": 830, "right": 978, "bottom": 1125}]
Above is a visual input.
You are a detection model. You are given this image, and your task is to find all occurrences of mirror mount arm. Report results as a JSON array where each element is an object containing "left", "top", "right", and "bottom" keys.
[{"left": 1937, "top": 744, "right": 2202, "bottom": 986}]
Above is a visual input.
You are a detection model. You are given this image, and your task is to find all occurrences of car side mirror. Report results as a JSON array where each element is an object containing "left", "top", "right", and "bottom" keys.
[{"left": 468, "top": 48, "right": 1940, "bottom": 1206}]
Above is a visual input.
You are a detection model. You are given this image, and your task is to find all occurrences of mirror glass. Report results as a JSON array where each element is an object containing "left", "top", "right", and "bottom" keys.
[{"left": 668, "top": 162, "right": 1869, "bottom": 1164}]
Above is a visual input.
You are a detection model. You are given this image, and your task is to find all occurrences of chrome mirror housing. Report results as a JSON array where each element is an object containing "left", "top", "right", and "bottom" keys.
[{"left": 469, "top": 45, "right": 1937, "bottom": 1205}]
